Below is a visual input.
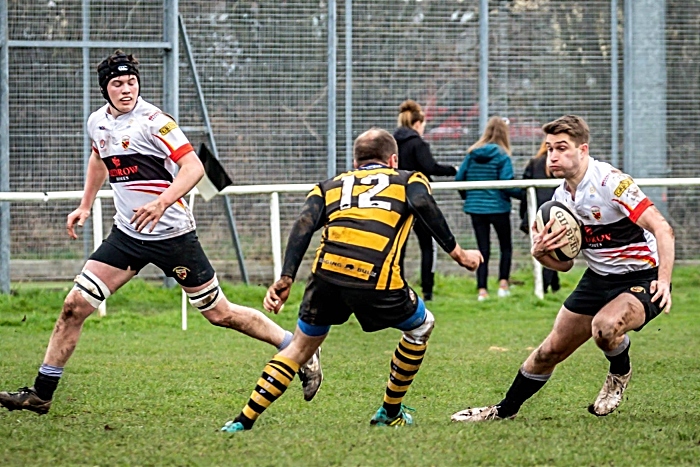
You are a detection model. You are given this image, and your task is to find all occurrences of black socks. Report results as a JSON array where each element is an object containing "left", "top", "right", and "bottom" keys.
[
  {"left": 497, "top": 369, "right": 551, "bottom": 418},
  {"left": 34, "top": 372, "right": 60, "bottom": 401}
]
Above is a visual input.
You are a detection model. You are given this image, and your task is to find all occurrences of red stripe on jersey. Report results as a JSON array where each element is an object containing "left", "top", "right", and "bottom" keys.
[
  {"left": 603, "top": 245, "right": 652, "bottom": 255},
  {"left": 604, "top": 253, "right": 657, "bottom": 267},
  {"left": 170, "top": 143, "right": 194, "bottom": 162},
  {"left": 611, "top": 198, "right": 634, "bottom": 213},
  {"left": 127, "top": 188, "right": 164, "bottom": 196},
  {"left": 628, "top": 197, "right": 653, "bottom": 223},
  {"left": 125, "top": 182, "right": 172, "bottom": 189}
]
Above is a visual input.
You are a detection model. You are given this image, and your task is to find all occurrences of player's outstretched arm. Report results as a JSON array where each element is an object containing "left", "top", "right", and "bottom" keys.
[
  {"left": 530, "top": 218, "right": 574, "bottom": 272},
  {"left": 67, "top": 149, "right": 107, "bottom": 239},
  {"left": 131, "top": 150, "right": 203, "bottom": 233},
  {"left": 263, "top": 189, "right": 325, "bottom": 313}
]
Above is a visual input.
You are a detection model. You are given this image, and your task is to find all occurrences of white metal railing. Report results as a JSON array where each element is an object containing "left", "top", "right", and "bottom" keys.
[{"left": 3, "top": 177, "right": 700, "bottom": 329}]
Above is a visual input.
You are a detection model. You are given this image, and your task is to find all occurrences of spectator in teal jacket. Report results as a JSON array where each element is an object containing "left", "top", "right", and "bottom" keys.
[{"left": 455, "top": 117, "right": 521, "bottom": 301}]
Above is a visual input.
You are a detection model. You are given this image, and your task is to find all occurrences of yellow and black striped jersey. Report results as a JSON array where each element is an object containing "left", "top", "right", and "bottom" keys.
[{"left": 308, "top": 164, "right": 431, "bottom": 290}]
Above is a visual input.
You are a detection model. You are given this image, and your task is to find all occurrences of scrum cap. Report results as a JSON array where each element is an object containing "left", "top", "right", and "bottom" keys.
[{"left": 97, "top": 50, "right": 140, "bottom": 103}]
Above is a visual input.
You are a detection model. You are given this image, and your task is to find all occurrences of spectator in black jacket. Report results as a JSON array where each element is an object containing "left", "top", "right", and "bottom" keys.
[
  {"left": 394, "top": 99, "right": 457, "bottom": 301},
  {"left": 519, "top": 140, "right": 560, "bottom": 293}
]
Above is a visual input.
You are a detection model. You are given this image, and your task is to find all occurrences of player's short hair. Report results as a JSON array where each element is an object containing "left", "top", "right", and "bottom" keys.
[
  {"left": 353, "top": 128, "right": 398, "bottom": 164},
  {"left": 543, "top": 115, "right": 590, "bottom": 147}
]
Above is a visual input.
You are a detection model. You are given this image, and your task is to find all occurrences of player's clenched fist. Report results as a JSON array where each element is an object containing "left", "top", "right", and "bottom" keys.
[{"left": 449, "top": 246, "right": 483, "bottom": 271}]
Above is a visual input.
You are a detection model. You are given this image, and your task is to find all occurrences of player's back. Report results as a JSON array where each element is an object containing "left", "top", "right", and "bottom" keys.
[{"left": 310, "top": 164, "right": 430, "bottom": 290}]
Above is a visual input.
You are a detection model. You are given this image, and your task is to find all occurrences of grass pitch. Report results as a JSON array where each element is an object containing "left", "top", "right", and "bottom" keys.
[{"left": 1, "top": 267, "right": 699, "bottom": 466}]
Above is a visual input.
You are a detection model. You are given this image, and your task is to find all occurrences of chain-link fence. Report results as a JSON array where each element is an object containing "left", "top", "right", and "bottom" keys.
[{"left": 3, "top": 0, "right": 699, "bottom": 284}]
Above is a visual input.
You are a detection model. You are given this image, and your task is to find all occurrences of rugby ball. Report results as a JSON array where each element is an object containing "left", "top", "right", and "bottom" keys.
[{"left": 535, "top": 200, "right": 583, "bottom": 261}]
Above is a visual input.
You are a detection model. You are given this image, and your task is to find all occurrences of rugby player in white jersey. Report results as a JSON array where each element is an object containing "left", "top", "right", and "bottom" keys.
[
  {"left": 0, "top": 51, "right": 321, "bottom": 415},
  {"left": 452, "top": 115, "right": 674, "bottom": 422}
]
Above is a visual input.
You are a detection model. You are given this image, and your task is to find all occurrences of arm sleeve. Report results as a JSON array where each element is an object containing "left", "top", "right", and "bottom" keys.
[
  {"left": 455, "top": 155, "right": 469, "bottom": 200},
  {"left": 499, "top": 156, "right": 523, "bottom": 200},
  {"left": 604, "top": 172, "right": 653, "bottom": 223},
  {"left": 280, "top": 188, "right": 326, "bottom": 279},
  {"left": 415, "top": 141, "right": 457, "bottom": 177},
  {"left": 406, "top": 178, "right": 457, "bottom": 253},
  {"left": 148, "top": 115, "right": 194, "bottom": 162}
]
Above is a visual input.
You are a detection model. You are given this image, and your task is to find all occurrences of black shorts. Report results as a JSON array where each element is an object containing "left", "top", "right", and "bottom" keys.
[
  {"left": 89, "top": 226, "right": 215, "bottom": 288},
  {"left": 563, "top": 267, "right": 667, "bottom": 331},
  {"left": 298, "top": 275, "right": 419, "bottom": 333}
]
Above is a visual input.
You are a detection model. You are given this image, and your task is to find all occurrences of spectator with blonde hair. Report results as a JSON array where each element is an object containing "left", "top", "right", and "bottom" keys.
[
  {"left": 394, "top": 99, "right": 457, "bottom": 301},
  {"left": 456, "top": 116, "right": 521, "bottom": 301}
]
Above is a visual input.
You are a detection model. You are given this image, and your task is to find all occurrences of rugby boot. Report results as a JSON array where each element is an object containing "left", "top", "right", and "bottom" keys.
[
  {"left": 298, "top": 347, "right": 323, "bottom": 401},
  {"left": 451, "top": 405, "right": 516, "bottom": 422},
  {"left": 370, "top": 404, "right": 415, "bottom": 427},
  {"left": 220, "top": 420, "right": 247, "bottom": 433},
  {"left": 588, "top": 369, "right": 632, "bottom": 416},
  {"left": 0, "top": 386, "right": 52, "bottom": 415}
]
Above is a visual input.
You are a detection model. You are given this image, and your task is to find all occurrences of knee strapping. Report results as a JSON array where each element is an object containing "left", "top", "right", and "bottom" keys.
[
  {"left": 403, "top": 309, "right": 435, "bottom": 345},
  {"left": 72, "top": 270, "right": 111, "bottom": 309},
  {"left": 188, "top": 276, "right": 224, "bottom": 312}
]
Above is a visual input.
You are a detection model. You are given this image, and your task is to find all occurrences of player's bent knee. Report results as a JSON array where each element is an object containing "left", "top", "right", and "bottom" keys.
[
  {"left": 403, "top": 309, "right": 435, "bottom": 345},
  {"left": 187, "top": 276, "right": 224, "bottom": 312},
  {"left": 72, "top": 270, "right": 111, "bottom": 310}
]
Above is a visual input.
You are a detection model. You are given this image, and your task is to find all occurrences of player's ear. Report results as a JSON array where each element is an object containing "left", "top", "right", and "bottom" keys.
[
  {"left": 578, "top": 143, "right": 589, "bottom": 156},
  {"left": 388, "top": 153, "right": 398, "bottom": 168}
]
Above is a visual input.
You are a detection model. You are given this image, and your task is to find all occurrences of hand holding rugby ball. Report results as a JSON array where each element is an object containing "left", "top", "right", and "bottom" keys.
[{"left": 535, "top": 200, "right": 583, "bottom": 261}]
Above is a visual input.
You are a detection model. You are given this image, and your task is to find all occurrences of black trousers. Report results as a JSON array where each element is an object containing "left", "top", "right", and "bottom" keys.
[
  {"left": 543, "top": 267, "right": 560, "bottom": 293},
  {"left": 469, "top": 212, "right": 512, "bottom": 290},
  {"left": 413, "top": 220, "right": 437, "bottom": 297}
]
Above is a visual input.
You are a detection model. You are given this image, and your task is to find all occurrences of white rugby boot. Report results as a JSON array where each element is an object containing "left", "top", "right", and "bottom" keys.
[
  {"left": 588, "top": 368, "right": 632, "bottom": 416},
  {"left": 451, "top": 405, "right": 515, "bottom": 422},
  {"left": 298, "top": 347, "right": 323, "bottom": 401}
]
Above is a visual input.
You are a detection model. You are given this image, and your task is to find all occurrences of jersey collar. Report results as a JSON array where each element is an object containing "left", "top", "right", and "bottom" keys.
[{"left": 358, "top": 162, "right": 389, "bottom": 170}]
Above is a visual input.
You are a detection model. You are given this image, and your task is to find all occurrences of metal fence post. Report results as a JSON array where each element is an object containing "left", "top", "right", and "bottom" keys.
[
  {"left": 327, "top": 0, "right": 337, "bottom": 179},
  {"left": 0, "top": 0, "right": 10, "bottom": 294}
]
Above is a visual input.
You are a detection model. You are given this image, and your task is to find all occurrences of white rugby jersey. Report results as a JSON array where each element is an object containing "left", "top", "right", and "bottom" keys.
[
  {"left": 552, "top": 157, "right": 658, "bottom": 275},
  {"left": 87, "top": 97, "right": 196, "bottom": 240}
]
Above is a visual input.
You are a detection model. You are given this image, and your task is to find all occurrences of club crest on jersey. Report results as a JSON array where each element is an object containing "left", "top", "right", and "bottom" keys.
[
  {"left": 121, "top": 135, "right": 130, "bottom": 150},
  {"left": 173, "top": 266, "right": 190, "bottom": 280},
  {"left": 630, "top": 286, "right": 645, "bottom": 293},
  {"left": 591, "top": 206, "right": 601, "bottom": 221}
]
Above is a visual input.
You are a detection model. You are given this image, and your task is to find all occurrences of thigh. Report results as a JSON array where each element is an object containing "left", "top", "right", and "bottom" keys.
[
  {"left": 491, "top": 213, "right": 512, "bottom": 250},
  {"left": 563, "top": 269, "right": 610, "bottom": 316},
  {"left": 83, "top": 259, "right": 137, "bottom": 294},
  {"left": 298, "top": 275, "right": 353, "bottom": 327},
  {"left": 150, "top": 231, "right": 216, "bottom": 288},
  {"left": 349, "top": 286, "right": 419, "bottom": 332},
  {"left": 470, "top": 214, "right": 491, "bottom": 250},
  {"left": 592, "top": 293, "right": 646, "bottom": 337},
  {"left": 524, "top": 306, "right": 592, "bottom": 372},
  {"left": 89, "top": 226, "right": 150, "bottom": 274}
]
